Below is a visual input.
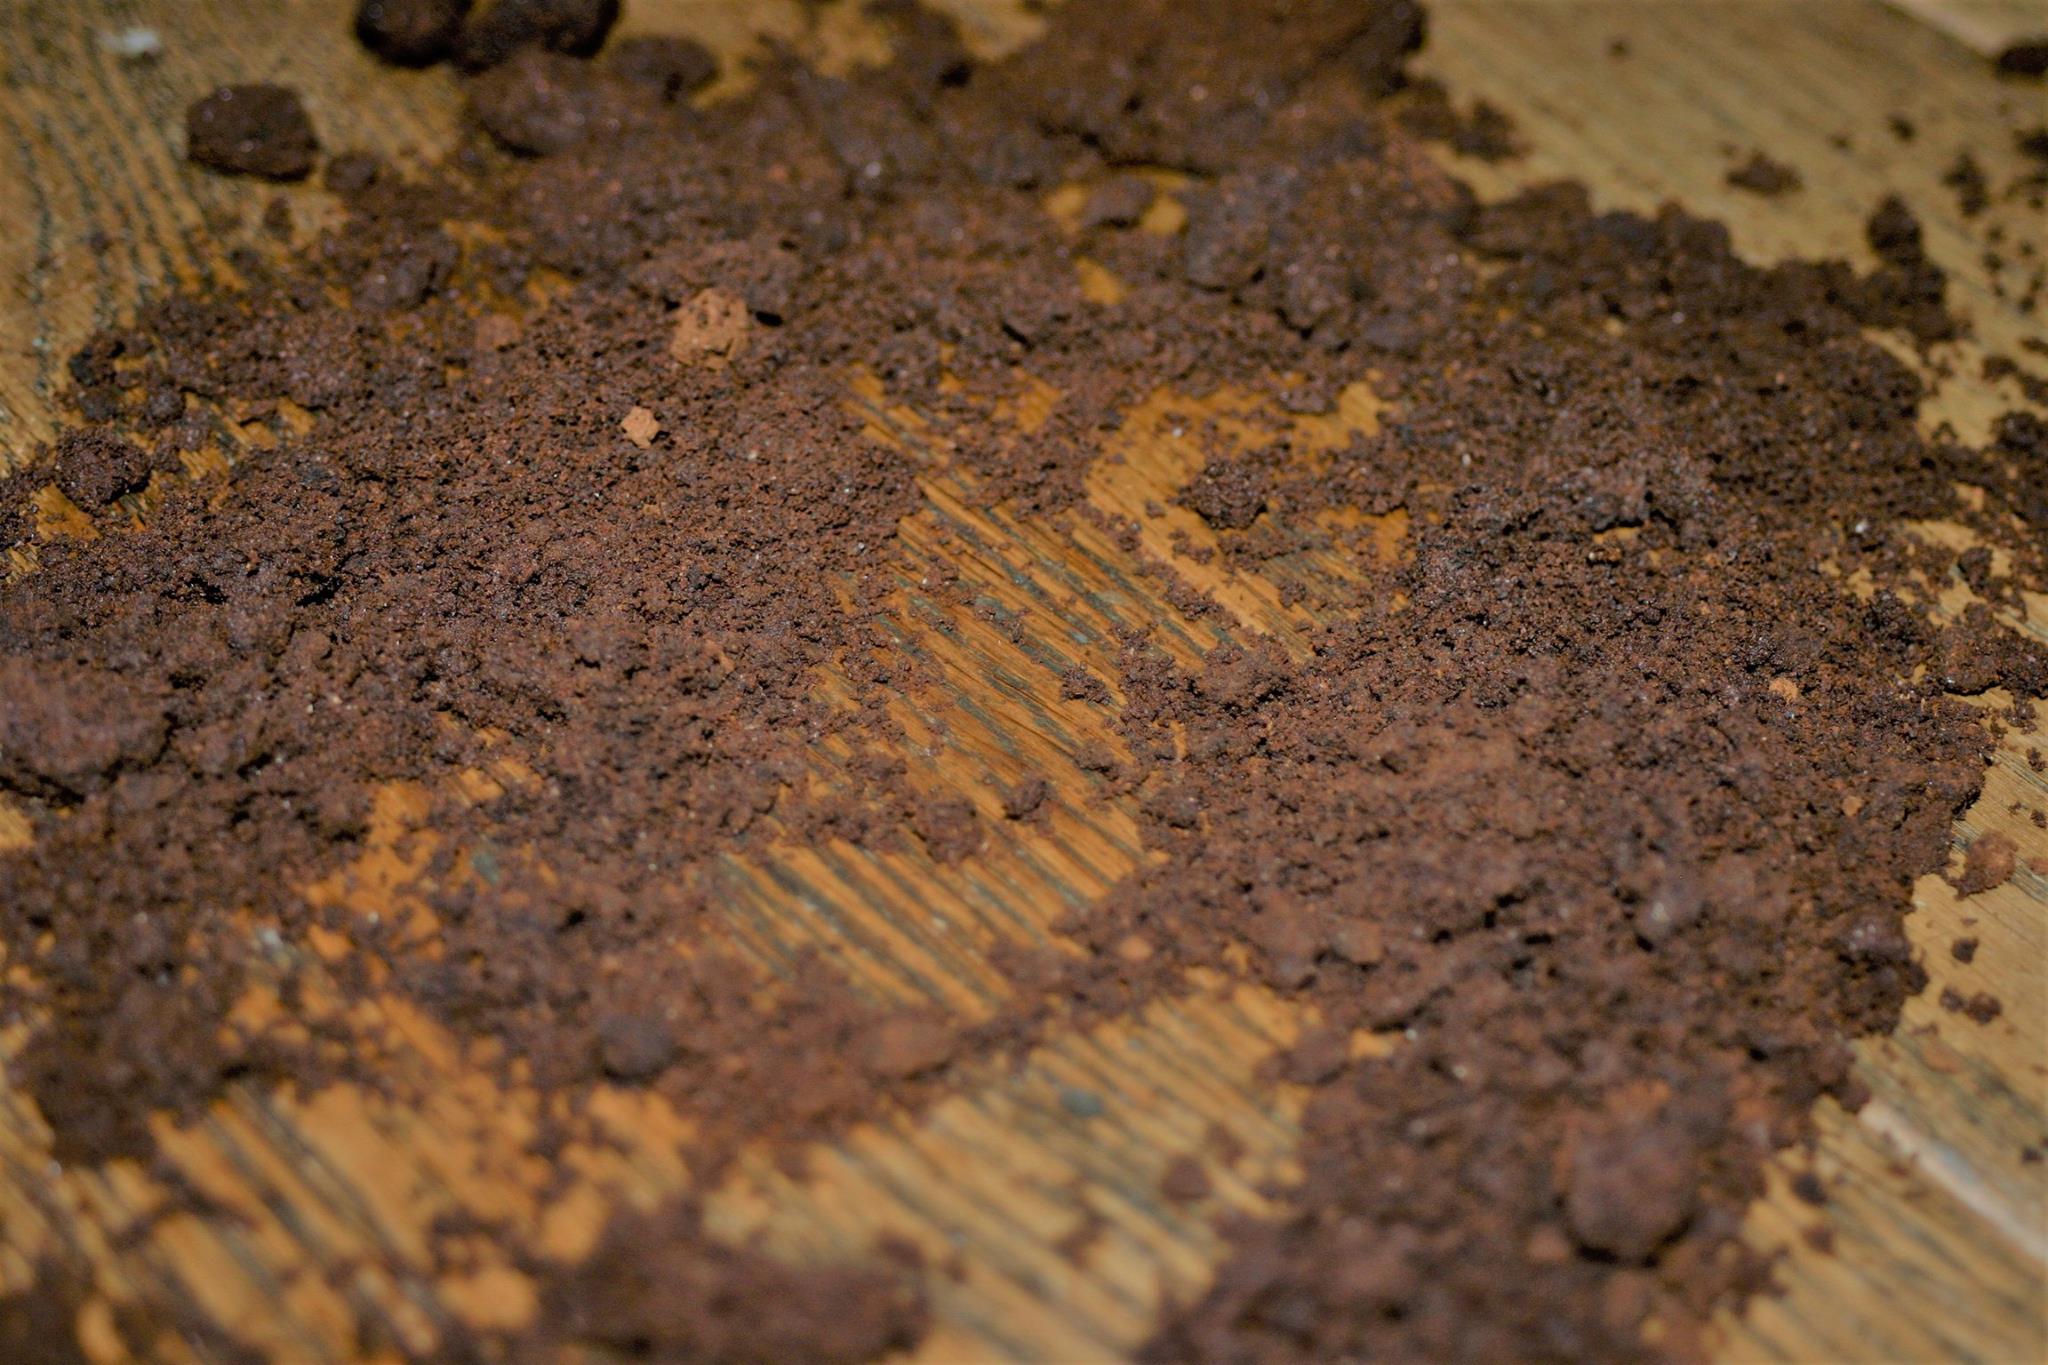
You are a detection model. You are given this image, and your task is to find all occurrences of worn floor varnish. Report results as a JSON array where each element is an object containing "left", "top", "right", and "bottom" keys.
[{"left": 0, "top": 1, "right": 2043, "bottom": 1361}]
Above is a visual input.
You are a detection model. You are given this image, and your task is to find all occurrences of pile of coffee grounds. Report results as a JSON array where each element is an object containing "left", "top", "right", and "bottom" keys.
[{"left": 3, "top": 0, "right": 2042, "bottom": 1359}]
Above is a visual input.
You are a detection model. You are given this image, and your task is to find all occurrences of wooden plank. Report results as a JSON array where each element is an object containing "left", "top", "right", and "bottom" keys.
[{"left": 0, "top": 1, "right": 2042, "bottom": 1361}]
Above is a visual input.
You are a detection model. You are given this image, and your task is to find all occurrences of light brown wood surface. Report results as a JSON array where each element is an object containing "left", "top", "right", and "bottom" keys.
[{"left": 1, "top": 1, "right": 2044, "bottom": 1361}]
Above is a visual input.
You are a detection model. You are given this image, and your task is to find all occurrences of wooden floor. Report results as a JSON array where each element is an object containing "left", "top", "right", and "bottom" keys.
[{"left": 1, "top": 1, "right": 2043, "bottom": 1360}]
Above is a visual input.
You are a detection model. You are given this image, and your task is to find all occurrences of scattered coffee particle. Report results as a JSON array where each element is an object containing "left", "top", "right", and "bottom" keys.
[
  {"left": 1888, "top": 113, "right": 1916, "bottom": 141},
  {"left": 1956, "top": 544, "right": 1996, "bottom": 595},
  {"left": 669, "top": 286, "right": 752, "bottom": 365},
  {"left": 47, "top": 428, "right": 165, "bottom": 508},
  {"left": 1178, "top": 456, "right": 1269, "bottom": 530},
  {"left": 1790, "top": 1171, "right": 1828, "bottom": 1206},
  {"left": 454, "top": 0, "right": 619, "bottom": 71},
  {"left": 2019, "top": 126, "right": 2048, "bottom": 163},
  {"left": 184, "top": 83, "right": 319, "bottom": 180},
  {"left": 909, "top": 792, "right": 983, "bottom": 864},
  {"left": 1951, "top": 936, "right": 1979, "bottom": 963},
  {"left": 1059, "top": 665, "right": 1112, "bottom": 704},
  {"left": 1939, "top": 988, "right": 2005, "bottom": 1024},
  {"left": 1001, "top": 775, "right": 1050, "bottom": 820},
  {"left": 1726, "top": 149, "right": 1801, "bottom": 195},
  {"left": 355, "top": 0, "right": 470, "bottom": 66},
  {"left": 529, "top": 1198, "right": 929, "bottom": 1362},
  {"left": 620, "top": 405, "right": 660, "bottom": 448},
  {"left": 1942, "top": 150, "right": 1990, "bottom": 216},
  {"left": 1954, "top": 831, "right": 2018, "bottom": 896},
  {"left": 1073, "top": 741, "right": 1120, "bottom": 776},
  {"left": 1159, "top": 1154, "right": 1214, "bottom": 1204},
  {"left": 1995, "top": 39, "right": 2048, "bottom": 78}
]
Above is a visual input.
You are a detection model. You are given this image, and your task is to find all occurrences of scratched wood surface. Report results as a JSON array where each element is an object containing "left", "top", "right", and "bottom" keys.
[{"left": 0, "top": 1, "right": 2044, "bottom": 1361}]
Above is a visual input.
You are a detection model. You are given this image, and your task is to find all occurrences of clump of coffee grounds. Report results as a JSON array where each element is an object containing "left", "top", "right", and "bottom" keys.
[
  {"left": 356, "top": 0, "right": 624, "bottom": 71},
  {"left": 511, "top": 1199, "right": 929, "bottom": 1363},
  {"left": 1726, "top": 149, "right": 1802, "bottom": 196},
  {"left": 1396, "top": 77, "right": 1524, "bottom": 162},
  {"left": 184, "top": 83, "right": 320, "bottom": 179},
  {"left": 1, "top": 0, "right": 2042, "bottom": 1360}
]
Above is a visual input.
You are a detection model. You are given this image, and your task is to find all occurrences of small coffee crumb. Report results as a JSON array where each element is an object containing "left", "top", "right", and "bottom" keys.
[
  {"left": 185, "top": 84, "right": 319, "bottom": 180},
  {"left": 1950, "top": 937, "right": 1979, "bottom": 963},
  {"left": 1000, "top": 775, "right": 1049, "bottom": 820},
  {"left": 670, "top": 288, "right": 751, "bottom": 366},
  {"left": 1938, "top": 987, "right": 2003, "bottom": 1024},
  {"left": 1942, "top": 152, "right": 1990, "bottom": 217},
  {"left": 1726, "top": 150, "right": 1801, "bottom": 196},
  {"left": 355, "top": 0, "right": 469, "bottom": 67},
  {"left": 620, "top": 406, "right": 660, "bottom": 449},
  {"left": 1995, "top": 39, "right": 2048, "bottom": 79},
  {"left": 1953, "top": 832, "right": 2017, "bottom": 897},
  {"left": 455, "top": 0, "right": 621, "bottom": 72}
]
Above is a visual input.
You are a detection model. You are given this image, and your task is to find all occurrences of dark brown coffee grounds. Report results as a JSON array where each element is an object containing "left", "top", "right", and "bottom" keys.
[
  {"left": 1396, "top": 78, "right": 1523, "bottom": 162},
  {"left": 1943, "top": 149, "right": 1990, "bottom": 216},
  {"left": 1726, "top": 149, "right": 1802, "bottom": 195},
  {"left": 514, "top": 1198, "right": 928, "bottom": 1363},
  {"left": 1939, "top": 987, "right": 2005, "bottom": 1023},
  {"left": 454, "top": 0, "right": 620, "bottom": 72},
  {"left": 184, "top": 84, "right": 320, "bottom": 180},
  {"left": 357, "top": 0, "right": 472, "bottom": 67},
  {"left": 1996, "top": 39, "right": 2048, "bottom": 78},
  {"left": 2, "top": 0, "right": 2042, "bottom": 1360}
]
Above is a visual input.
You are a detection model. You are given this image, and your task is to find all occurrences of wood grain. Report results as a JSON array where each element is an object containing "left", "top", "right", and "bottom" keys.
[{"left": 1, "top": 1, "right": 2043, "bottom": 1361}]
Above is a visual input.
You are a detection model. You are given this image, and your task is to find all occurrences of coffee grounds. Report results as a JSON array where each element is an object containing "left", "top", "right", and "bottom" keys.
[
  {"left": 1996, "top": 39, "right": 2048, "bottom": 79},
  {"left": 455, "top": 0, "right": 621, "bottom": 72},
  {"left": 1954, "top": 831, "right": 2018, "bottom": 896},
  {"left": 184, "top": 84, "right": 321, "bottom": 180},
  {"left": 1942, "top": 150, "right": 1990, "bottom": 216},
  {"left": 1726, "top": 149, "right": 1802, "bottom": 195},
  {"left": 356, "top": 0, "right": 472, "bottom": 67},
  {"left": 2, "top": 1, "right": 2042, "bottom": 1360},
  {"left": 513, "top": 1199, "right": 929, "bottom": 1363}
]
